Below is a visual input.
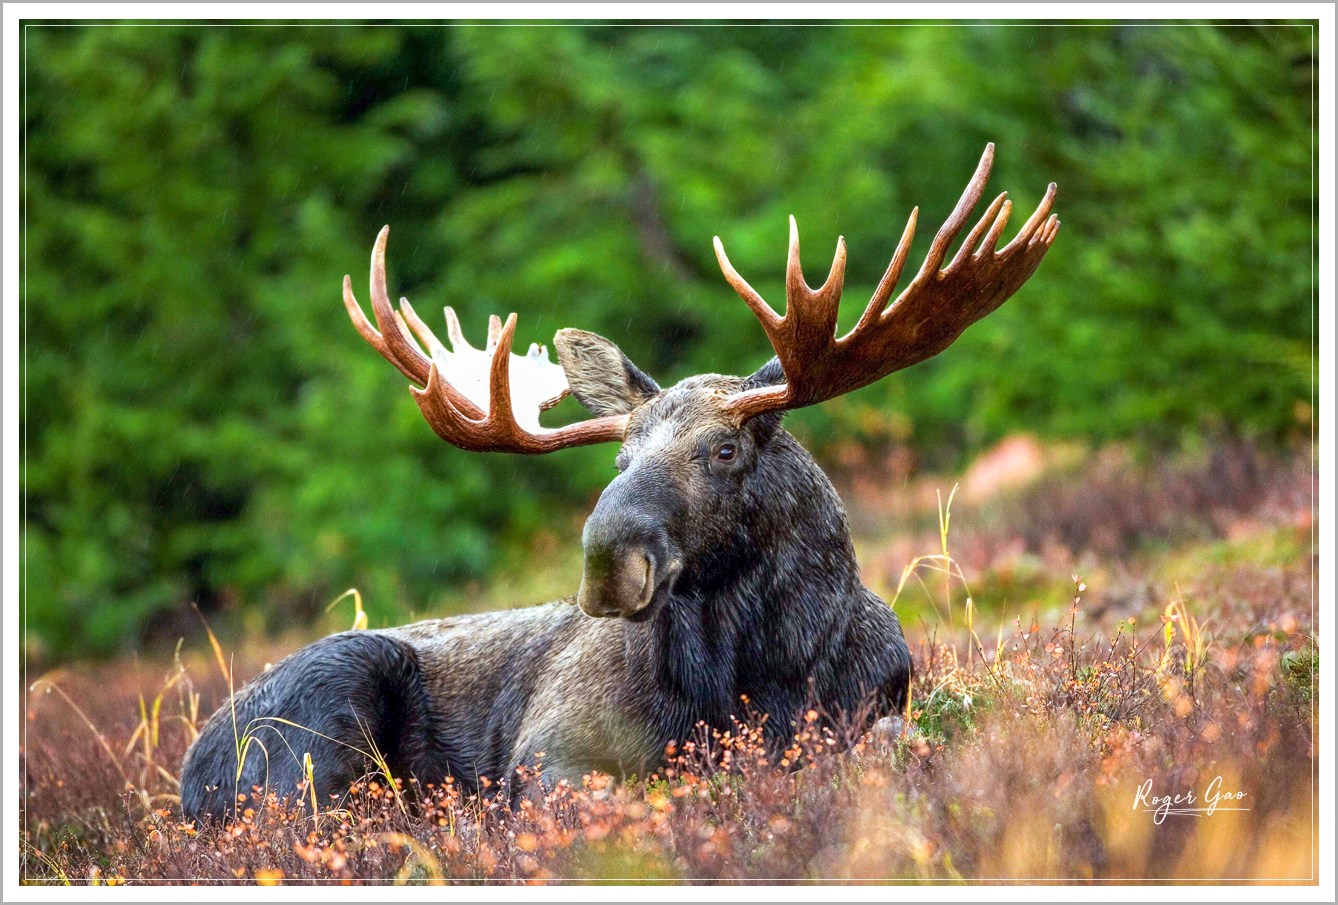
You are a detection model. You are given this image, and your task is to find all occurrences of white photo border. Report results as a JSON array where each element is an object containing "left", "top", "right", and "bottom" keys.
[{"left": 4, "top": 4, "right": 1333, "bottom": 900}]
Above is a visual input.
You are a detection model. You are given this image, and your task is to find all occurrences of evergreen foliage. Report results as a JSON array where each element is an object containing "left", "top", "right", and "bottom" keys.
[{"left": 21, "top": 23, "right": 1315, "bottom": 657}]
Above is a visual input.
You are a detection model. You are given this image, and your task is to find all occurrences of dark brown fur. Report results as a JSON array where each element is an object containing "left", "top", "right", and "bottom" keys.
[{"left": 181, "top": 349, "right": 911, "bottom": 822}]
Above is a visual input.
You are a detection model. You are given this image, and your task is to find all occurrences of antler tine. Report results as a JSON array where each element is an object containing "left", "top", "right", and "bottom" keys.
[
  {"left": 784, "top": 216, "right": 805, "bottom": 302},
  {"left": 342, "top": 234, "right": 431, "bottom": 386},
  {"left": 784, "top": 216, "right": 847, "bottom": 359},
  {"left": 973, "top": 199, "right": 1013, "bottom": 262},
  {"left": 486, "top": 313, "right": 521, "bottom": 428},
  {"left": 1042, "top": 213, "right": 1061, "bottom": 244},
  {"left": 713, "top": 236, "right": 783, "bottom": 332},
  {"left": 851, "top": 206, "right": 919, "bottom": 337},
  {"left": 367, "top": 226, "right": 433, "bottom": 384},
  {"left": 444, "top": 306, "right": 472, "bottom": 352},
  {"left": 343, "top": 274, "right": 418, "bottom": 383},
  {"left": 911, "top": 143, "right": 995, "bottom": 285},
  {"left": 1003, "top": 181, "right": 1058, "bottom": 255},
  {"left": 399, "top": 297, "right": 443, "bottom": 360},
  {"left": 394, "top": 309, "right": 428, "bottom": 361},
  {"left": 947, "top": 191, "right": 1009, "bottom": 273}
]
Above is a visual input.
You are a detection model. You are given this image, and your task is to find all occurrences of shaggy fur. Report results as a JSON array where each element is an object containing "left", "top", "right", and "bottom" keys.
[{"left": 180, "top": 345, "right": 911, "bottom": 822}]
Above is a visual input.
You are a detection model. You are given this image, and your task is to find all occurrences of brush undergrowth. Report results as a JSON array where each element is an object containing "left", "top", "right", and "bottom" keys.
[{"left": 20, "top": 446, "right": 1318, "bottom": 884}]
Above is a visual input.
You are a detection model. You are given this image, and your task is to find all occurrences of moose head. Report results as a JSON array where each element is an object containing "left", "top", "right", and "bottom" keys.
[{"left": 342, "top": 143, "right": 1058, "bottom": 622}]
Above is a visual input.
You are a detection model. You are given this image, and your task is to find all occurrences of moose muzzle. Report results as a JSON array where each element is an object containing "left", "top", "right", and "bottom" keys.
[{"left": 577, "top": 474, "right": 683, "bottom": 620}]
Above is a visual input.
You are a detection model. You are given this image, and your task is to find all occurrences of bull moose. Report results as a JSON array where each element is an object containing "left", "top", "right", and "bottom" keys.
[{"left": 180, "top": 143, "right": 1058, "bottom": 822}]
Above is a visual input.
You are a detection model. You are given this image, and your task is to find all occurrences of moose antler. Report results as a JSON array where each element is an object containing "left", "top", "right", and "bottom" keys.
[
  {"left": 343, "top": 227, "right": 630, "bottom": 453},
  {"left": 713, "top": 143, "right": 1058, "bottom": 424}
]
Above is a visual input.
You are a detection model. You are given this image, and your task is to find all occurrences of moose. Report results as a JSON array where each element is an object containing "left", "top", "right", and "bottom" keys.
[{"left": 180, "top": 143, "right": 1058, "bottom": 822}]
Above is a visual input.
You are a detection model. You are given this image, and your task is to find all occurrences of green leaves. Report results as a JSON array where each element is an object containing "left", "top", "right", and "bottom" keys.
[{"left": 22, "top": 24, "right": 1314, "bottom": 658}]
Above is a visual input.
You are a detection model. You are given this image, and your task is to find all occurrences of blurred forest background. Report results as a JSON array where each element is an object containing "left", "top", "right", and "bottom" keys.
[{"left": 20, "top": 22, "right": 1315, "bottom": 661}]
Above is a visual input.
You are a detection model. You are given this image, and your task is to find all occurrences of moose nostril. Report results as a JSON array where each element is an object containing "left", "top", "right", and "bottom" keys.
[
  {"left": 621, "top": 550, "right": 655, "bottom": 612},
  {"left": 637, "top": 555, "right": 654, "bottom": 601},
  {"left": 577, "top": 545, "right": 661, "bottom": 618},
  {"left": 627, "top": 552, "right": 663, "bottom": 612}
]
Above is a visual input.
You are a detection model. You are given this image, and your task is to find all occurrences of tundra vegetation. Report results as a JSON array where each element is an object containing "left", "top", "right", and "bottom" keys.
[{"left": 20, "top": 22, "right": 1316, "bottom": 884}]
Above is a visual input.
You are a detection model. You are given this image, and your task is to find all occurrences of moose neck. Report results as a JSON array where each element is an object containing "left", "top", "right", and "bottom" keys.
[{"left": 645, "top": 429, "right": 862, "bottom": 722}]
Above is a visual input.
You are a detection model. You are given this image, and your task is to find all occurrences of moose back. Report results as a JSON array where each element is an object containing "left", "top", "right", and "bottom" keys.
[{"left": 180, "top": 144, "right": 1058, "bottom": 821}]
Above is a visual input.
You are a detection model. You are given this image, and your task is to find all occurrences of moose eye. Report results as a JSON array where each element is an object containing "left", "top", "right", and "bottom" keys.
[{"left": 714, "top": 443, "right": 736, "bottom": 462}]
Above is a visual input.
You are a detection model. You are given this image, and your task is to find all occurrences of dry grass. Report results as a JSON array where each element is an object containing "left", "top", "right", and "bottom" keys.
[{"left": 19, "top": 440, "right": 1318, "bottom": 884}]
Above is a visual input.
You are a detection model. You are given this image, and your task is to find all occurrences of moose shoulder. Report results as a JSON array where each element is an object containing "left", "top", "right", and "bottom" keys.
[{"left": 180, "top": 143, "right": 1058, "bottom": 822}]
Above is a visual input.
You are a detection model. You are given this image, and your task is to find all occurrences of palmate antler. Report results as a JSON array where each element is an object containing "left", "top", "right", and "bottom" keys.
[
  {"left": 342, "top": 227, "right": 629, "bottom": 453},
  {"left": 713, "top": 143, "right": 1059, "bottom": 424}
]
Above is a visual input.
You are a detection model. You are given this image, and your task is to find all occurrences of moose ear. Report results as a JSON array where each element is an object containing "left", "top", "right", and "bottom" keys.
[
  {"left": 744, "top": 356, "right": 786, "bottom": 391},
  {"left": 741, "top": 357, "right": 786, "bottom": 439},
  {"left": 554, "top": 329, "right": 660, "bottom": 416}
]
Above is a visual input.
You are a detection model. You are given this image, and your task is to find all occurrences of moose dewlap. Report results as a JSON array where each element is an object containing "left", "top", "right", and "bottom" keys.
[{"left": 179, "top": 143, "right": 1058, "bottom": 822}]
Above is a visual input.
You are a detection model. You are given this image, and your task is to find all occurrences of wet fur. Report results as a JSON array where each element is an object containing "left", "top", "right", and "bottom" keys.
[{"left": 180, "top": 359, "right": 911, "bottom": 822}]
